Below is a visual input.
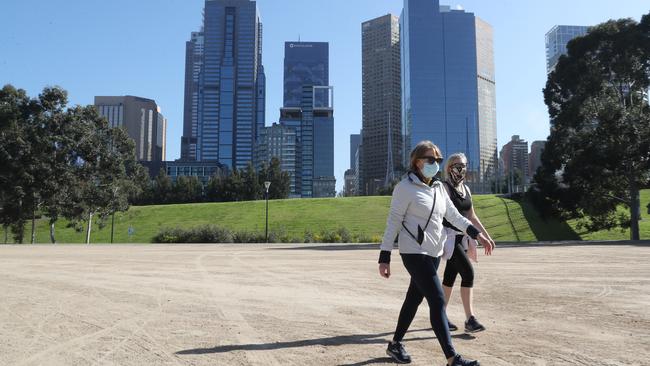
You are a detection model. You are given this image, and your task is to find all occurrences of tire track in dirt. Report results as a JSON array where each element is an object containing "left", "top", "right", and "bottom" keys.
[{"left": 194, "top": 252, "right": 280, "bottom": 365}]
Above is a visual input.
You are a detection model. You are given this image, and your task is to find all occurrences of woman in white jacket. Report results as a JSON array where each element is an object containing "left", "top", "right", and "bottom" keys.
[{"left": 378, "top": 141, "right": 493, "bottom": 366}]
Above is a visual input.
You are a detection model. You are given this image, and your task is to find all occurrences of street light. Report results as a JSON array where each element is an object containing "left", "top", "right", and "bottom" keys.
[
  {"left": 110, "top": 186, "right": 119, "bottom": 244},
  {"left": 264, "top": 181, "right": 271, "bottom": 242}
]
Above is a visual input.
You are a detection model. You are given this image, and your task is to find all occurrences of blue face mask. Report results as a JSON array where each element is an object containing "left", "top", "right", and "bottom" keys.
[{"left": 422, "top": 161, "right": 439, "bottom": 178}]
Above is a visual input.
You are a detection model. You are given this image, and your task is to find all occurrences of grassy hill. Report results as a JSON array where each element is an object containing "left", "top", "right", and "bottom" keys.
[{"left": 9, "top": 190, "right": 649, "bottom": 244}]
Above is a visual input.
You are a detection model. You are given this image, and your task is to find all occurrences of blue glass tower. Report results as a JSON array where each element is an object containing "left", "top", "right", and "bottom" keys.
[
  {"left": 187, "top": 0, "right": 265, "bottom": 170},
  {"left": 279, "top": 42, "right": 335, "bottom": 198},
  {"left": 545, "top": 25, "right": 589, "bottom": 73},
  {"left": 401, "top": 0, "right": 497, "bottom": 190}
]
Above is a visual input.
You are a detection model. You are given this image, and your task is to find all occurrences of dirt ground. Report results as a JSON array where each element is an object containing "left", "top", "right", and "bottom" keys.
[{"left": 0, "top": 243, "right": 648, "bottom": 366}]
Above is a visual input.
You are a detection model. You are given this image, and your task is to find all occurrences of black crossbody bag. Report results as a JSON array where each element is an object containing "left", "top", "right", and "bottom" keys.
[{"left": 401, "top": 190, "right": 437, "bottom": 245}]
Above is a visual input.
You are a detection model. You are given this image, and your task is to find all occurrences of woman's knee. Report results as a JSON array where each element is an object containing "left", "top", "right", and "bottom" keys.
[
  {"left": 442, "top": 274, "right": 456, "bottom": 288},
  {"left": 460, "top": 266, "right": 474, "bottom": 287},
  {"left": 424, "top": 292, "right": 446, "bottom": 310}
]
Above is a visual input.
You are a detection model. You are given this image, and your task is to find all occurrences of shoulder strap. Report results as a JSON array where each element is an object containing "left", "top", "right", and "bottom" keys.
[
  {"left": 401, "top": 189, "right": 437, "bottom": 244},
  {"left": 422, "top": 190, "right": 437, "bottom": 232}
]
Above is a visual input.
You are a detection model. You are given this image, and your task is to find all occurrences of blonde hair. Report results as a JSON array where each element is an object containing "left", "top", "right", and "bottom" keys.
[
  {"left": 409, "top": 141, "right": 443, "bottom": 172},
  {"left": 444, "top": 152, "right": 468, "bottom": 174}
]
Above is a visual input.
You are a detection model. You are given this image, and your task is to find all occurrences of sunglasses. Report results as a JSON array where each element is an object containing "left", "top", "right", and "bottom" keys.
[{"left": 420, "top": 156, "right": 443, "bottom": 164}]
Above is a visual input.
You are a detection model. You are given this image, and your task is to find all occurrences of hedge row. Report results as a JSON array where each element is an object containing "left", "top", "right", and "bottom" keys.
[{"left": 153, "top": 225, "right": 382, "bottom": 244}]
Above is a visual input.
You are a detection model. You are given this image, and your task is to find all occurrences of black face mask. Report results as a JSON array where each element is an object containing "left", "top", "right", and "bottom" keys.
[{"left": 449, "top": 164, "right": 466, "bottom": 186}]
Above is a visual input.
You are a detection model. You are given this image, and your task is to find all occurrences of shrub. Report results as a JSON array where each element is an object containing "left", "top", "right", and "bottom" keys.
[
  {"left": 303, "top": 230, "right": 315, "bottom": 243},
  {"left": 153, "top": 225, "right": 233, "bottom": 243},
  {"left": 336, "top": 227, "right": 353, "bottom": 243},
  {"left": 319, "top": 228, "right": 341, "bottom": 243},
  {"left": 232, "top": 230, "right": 265, "bottom": 243},
  {"left": 155, "top": 225, "right": 367, "bottom": 244},
  {"left": 356, "top": 233, "right": 373, "bottom": 243},
  {"left": 193, "top": 225, "right": 233, "bottom": 243},
  {"left": 267, "top": 227, "right": 292, "bottom": 243},
  {"left": 153, "top": 227, "right": 188, "bottom": 243}
]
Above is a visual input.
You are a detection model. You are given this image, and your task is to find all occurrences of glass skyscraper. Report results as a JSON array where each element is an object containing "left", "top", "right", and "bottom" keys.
[
  {"left": 181, "top": 32, "right": 203, "bottom": 161},
  {"left": 545, "top": 25, "right": 589, "bottom": 74},
  {"left": 401, "top": 0, "right": 497, "bottom": 191},
  {"left": 279, "top": 42, "right": 335, "bottom": 198},
  {"left": 360, "top": 14, "right": 402, "bottom": 196},
  {"left": 182, "top": 0, "right": 265, "bottom": 170}
]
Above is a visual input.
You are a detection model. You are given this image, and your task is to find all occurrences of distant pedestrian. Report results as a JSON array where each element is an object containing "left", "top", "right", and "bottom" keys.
[
  {"left": 378, "top": 141, "right": 493, "bottom": 366},
  {"left": 441, "top": 153, "right": 496, "bottom": 334}
]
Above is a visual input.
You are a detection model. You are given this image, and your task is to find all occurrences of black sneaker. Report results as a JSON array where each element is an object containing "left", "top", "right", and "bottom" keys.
[
  {"left": 464, "top": 316, "right": 486, "bottom": 333},
  {"left": 448, "top": 354, "right": 480, "bottom": 366},
  {"left": 448, "top": 320, "right": 458, "bottom": 331},
  {"left": 386, "top": 341, "right": 411, "bottom": 364}
]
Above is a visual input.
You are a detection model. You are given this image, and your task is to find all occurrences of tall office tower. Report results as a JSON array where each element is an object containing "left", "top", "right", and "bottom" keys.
[
  {"left": 360, "top": 14, "right": 402, "bottom": 196},
  {"left": 401, "top": 0, "right": 497, "bottom": 192},
  {"left": 184, "top": 0, "right": 265, "bottom": 169},
  {"left": 255, "top": 123, "right": 298, "bottom": 194},
  {"left": 500, "top": 135, "right": 529, "bottom": 183},
  {"left": 95, "top": 96, "right": 167, "bottom": 162},
  {"left": 279, "top": 42, "right": 335, "bottom": 198},
  {"left": 344, "top": 169, "right": 356, "bottom": 196},
  {"left": 349, "top": 133, "right": 361, "bottom": 171},
  {"left": 181, "top": 31, "right": 204, "bottom": 161},
  {"left": 545, "top": 25, "right": 589, "bottom": 74},
  {"left": 528, "top": 140, "right": 546, "bottom": 177}
]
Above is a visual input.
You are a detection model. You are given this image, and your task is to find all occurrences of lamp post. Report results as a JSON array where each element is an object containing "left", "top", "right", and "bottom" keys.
[
  {"left": 110, "top": 186, "right": 119, "bottom": 244},
  {"left": 264, "top": 181, "right": 271, "bottom": 242}
]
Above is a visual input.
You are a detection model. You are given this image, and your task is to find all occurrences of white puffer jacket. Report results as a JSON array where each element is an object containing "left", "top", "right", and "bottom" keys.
[{"left": 380, "top": 173, "right": 476, "bottom": 260}]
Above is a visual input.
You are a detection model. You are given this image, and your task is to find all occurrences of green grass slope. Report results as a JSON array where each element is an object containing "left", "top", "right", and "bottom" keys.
[{"left": 6, "top": 190, "right": 648, "bottom": 244}]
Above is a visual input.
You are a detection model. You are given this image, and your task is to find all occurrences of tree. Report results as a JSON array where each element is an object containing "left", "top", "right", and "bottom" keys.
[
  {"left": 240, "top": 163, "right": 261, "bottom": 201},
  {"left": 534, "top": 15, "right": 650, "bottom": 240},
  {"left": 205, "top": 173, "right": 225, "bottom": 202},
  {"left": 35, "top": 87, "right": 75, "bottom": 243},
  {"left": 129, "top": 164, "right": 153, "bottom": 205},
  {"left": 173, "top": 175, "right": 203, "bottom": 203},
  {"left": 152, "top": 168, "right": 173, "bottom": 204},
  {"left": 63, "top": 105, "right": 138, "bottom": 244},
  {"left": 0, "top": 85, "right": 40, "bottom": 243},
  {"left": 260, "top": 157, "right": 290, "bottom": 199}
]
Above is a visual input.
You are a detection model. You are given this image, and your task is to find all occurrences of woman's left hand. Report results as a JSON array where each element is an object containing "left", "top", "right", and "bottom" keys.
[{"left": 477, "top": 233, "right": 493, "bottom": 255}]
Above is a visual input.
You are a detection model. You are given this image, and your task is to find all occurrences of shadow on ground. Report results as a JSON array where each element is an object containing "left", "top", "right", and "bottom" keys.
[
  {"left": 270, "top": 243, "right": 378, "bottom": 251},
  {"left": 175, "top": 328, "right": 473, "bottom": 356},
  {"left": 518, "top": 198, "right": 581, "bottom": 241}
]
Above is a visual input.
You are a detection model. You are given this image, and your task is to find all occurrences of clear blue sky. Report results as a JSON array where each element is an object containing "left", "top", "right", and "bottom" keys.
[{"left": 1, "top": 0, "right": 648, "bottom": 191}]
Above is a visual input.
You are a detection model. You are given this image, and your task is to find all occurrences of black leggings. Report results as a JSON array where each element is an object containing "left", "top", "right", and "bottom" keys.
[
  {"left": 442, "top": 235, "right": 475, "bottom": 288},
  {"left": 393, "top": 254, "right": 456, "bottom": 359}
]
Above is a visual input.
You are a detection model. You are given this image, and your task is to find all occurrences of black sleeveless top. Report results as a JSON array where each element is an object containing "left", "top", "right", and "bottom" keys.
[{"left": 442, "top": 181, "right": 472, "bottom": 232}]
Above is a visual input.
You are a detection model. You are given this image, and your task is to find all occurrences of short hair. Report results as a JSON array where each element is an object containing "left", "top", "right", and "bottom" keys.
[{"left": 409, "top": 141, "right": 443, "bottom": 172}]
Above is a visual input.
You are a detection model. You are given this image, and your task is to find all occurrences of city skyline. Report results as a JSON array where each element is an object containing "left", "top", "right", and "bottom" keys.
[{"left": 2, "top": 0, "right": 648, "bottom": 192}]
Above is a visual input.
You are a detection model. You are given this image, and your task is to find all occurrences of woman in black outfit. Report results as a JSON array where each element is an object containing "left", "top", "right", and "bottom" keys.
[
  {"left": 378, "top": 141, "right": 494, "bottom": 366},
  {"left": 441, "top": 153, "right": 496, "bottom": 333}
]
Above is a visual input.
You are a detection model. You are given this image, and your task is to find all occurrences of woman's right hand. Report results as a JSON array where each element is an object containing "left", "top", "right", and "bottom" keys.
[
  {"left": 379, "top": 263, "right": 391, "bottom": 279},
  {"left": 477, "top": 232, "right": 494, "bottom": 256}
]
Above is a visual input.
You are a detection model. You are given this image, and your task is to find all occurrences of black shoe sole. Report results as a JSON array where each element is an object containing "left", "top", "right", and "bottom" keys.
[
  {"left": 463, "top": 327, "right": 486, "bottom": 334},
  {"left": 386, "top": 349, "right": 411, "bottom": 364},
  {"left": 448, "top": 360, "right": 481, "bottom": 366}
]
